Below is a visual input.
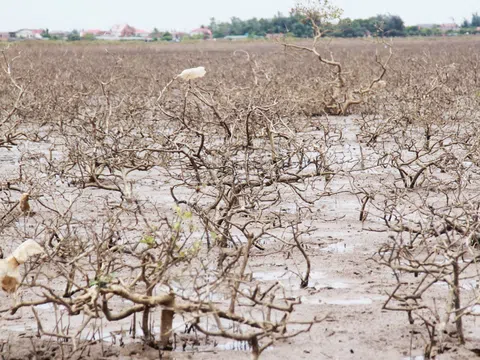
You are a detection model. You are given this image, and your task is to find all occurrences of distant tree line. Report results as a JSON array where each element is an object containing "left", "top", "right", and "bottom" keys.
[
  {"left": 150, "top": 28, "right": 173, "bottom": 41},
  {"left": 207, "top": 13, "right": 405, "bottom": 38},
  {"left": 206, "top": 12, "right": 480, "bottom": 39},
  {"left": 40, "top": 11, "right": 480, "bottom": 43},
  {"left": 461, "top": 12, "right": 480, "bottom": 28}
]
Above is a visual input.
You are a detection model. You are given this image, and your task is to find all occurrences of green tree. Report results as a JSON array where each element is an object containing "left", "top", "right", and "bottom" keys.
[
  {"left": 472, "top": 12, "right": 480, "bottom": 27},
  {"left": 209, "top": 17, "right": 217, "bottom": 33},
  {"left": 161, "top": 31, "right": 173, "bottom": 41},
  {"left": 389, "top": 15, "right": 404, "bottom": 29},
  {"left": 41, "top": 28, "right": 50, "bottom": 38},
  {"left": 373, "top": 14, "right": 405, "bottom": 36},
  {"left": 201, "top": 9, "right": 409, "bottom": 39},
  {"left": 82, "top": 33, "right": 96, "bottom": 41},
  {"left": 67, "top": 30, "right": 81, "bottom": 41},
  {"left": 405, "top": 25, "right": 420, "bottom": 36},
  {"left": 150, "top": 27, "right": 161, "bottom": 40},
  {"left": 188, "top": 34, "right": 204, "bottom": 40},
  {"left": 230, "top": 17, "right": 245, "bottom": 35},
  {"left": 291, "top": 20, "right": 312, "bottom": 37},
  {"left": 212, "top": 22, "right": 230, "bottom": 38}
]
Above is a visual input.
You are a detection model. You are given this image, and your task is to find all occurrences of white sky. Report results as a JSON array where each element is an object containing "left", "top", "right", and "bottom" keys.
[{"left": 0, "top": 0, "right": 478, "bottom": 32}]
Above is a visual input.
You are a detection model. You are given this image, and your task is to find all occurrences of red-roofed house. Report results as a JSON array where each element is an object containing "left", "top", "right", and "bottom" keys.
[
  {"left": 135, "top": 29, "right": 150, "bottom": 38},
  {"left": 111, "top": 23, "right": 136, "bottom": 37},
  {"left": 16, "top": 29, "right": 43, "bottom": 39},
  {"left": 440, "top": 23, "right": 459, "bottom": 32},
  {"left": 190, "top": 27, "right": 212, "bottom": 40}
]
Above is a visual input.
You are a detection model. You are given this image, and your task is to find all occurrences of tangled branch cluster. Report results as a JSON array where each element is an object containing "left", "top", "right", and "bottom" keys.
[{"left": 0, "top": 10, "right": 479, "bottom": 360}]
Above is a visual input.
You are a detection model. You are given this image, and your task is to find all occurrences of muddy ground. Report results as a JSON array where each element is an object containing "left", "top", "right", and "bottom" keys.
[{"left": 1, "top": 116, "right": 479, "bottom": 360}]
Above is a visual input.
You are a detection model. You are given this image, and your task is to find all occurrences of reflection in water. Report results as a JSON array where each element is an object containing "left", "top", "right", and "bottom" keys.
[{"left": 321, "top": 242, "right": 352, "bottom": 253}]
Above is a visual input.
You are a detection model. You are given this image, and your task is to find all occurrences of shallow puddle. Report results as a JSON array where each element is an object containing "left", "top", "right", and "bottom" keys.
[
  {"left": 5, "top": 322, "right": 268, "bottom": 354},
  {"left": 301, "top": 296, "right": 374, "bottom": 306},
  {"left": 35, "top": 303, "right": 55, "bottom": 310},
  {"left": 7, "top": 324, "right": 37, "bottom": 333},
  {"left": 252, "top": 270, "right": 325, "bottom": 282},
  {"left": 252, "top": 269, "right": 356, "bottom": 293},
  {"left": 314, "top": 281, "right": 350, "bottom": 290},
  {"left": 323, "top": 298, "right": 373, "bottom": 305},
  {"left": 193, "top": 340, "right": 273, "bottom": 353},
  {"left": 435, "top": 279, "right": 479, "bottom": 291},
  {"left": 216, "top": 340, "right": 251, "bottom": 351},
  {"left": 321, "top": 242, "right": 353, "bottom": 253}
]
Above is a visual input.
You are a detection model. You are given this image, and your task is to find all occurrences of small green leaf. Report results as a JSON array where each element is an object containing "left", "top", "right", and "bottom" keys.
[
  {"left": 190, "top": 240, "right": 201, "bottom": 255},
  {"left": 140, "top": 235, "right": 155, "bottom": 246}
]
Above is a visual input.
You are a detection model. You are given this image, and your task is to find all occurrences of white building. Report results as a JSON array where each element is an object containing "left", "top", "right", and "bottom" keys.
[{"left": 16, "top": 29, "right": 43, "bottom": 39}]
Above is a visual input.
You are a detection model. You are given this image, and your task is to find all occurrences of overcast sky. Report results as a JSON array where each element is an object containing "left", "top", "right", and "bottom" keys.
[{"left": 1, "top": 0, "right": 479, "bottom": 32}]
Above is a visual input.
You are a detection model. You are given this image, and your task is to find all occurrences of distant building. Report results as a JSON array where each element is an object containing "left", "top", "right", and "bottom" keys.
[
  {"left": 110, "top": 24, "right": 136, "bottom": 37},
  {"left": 0, "top": 32, "right": 15, "bottom": 41},
  {"left": 80, "top": 29, "right": 108, "bottom": 37},
  {"left": 190, "top": 27, "right": 212, "bottom": 39},
  {"left": 96, "top": 34, "right": 152, "bottom": 41},
  {"left": 134, "top": 29, "right": 150, "bottom": 38},
  {"left": 16, "top": 29, "right": 43, "bottom": 39},
  {"left": 417, "top": 24, "right": 436, "bottom": 30},
  {"left": 440, "top": 23, "right": 459, "bottom": 31},
  {"left": 49, "top": 31, "right": 68, "bottom": 40}
]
